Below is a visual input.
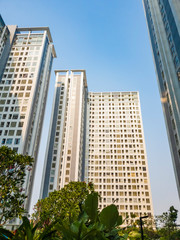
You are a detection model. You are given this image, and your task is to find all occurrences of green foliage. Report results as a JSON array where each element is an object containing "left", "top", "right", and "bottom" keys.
[
  {"left": 156, "top": 206, "right": 178, "bottom": 229},
  {"left": 0, "top": 216, "right": 58, "bottom": 240},
  {"left": 128, "top": 230, "right": 141, "bottom": 239},
  {"left": 155, "top": 206, "right": 178, "bottom": 240},
  {"left": 32, "top": 181, "right": 94, "bottom": 227},
  {"left": 121, "top": 206, "right": 179, "bottom": 240},
  {"left": 0, "top": 186, "right": 127, "bottom": 240},
  {"left": 99, "top": 204, "right": 119, "bottom": 231},
  {"left": 0, "top": 146, "right": 33, "bottom": 225},
  {"left": 55, "top": 191, "right": 126, "bottom": 240},
  {"left": 2, "top": 175, "right": 179, "bottom": 240},
  {"left": 143, "top": 228, "right": 160, "bottom": 240},
  {"left": 84, "top": 191, "right": 98, "bottom": 222}
]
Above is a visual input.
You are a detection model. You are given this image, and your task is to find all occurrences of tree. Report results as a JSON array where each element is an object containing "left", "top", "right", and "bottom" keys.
[
  {"left": 32, "top": 182, "right": 128, "bottom": 239},
  {"left": 54, "top": 191, "right": 127, "bottom": 239},
  {"left": 32, "top": 181, "right": 94, "bottom": 227},
  {"left": 155, "top": 206, "right": 178, "bottom": 240},
  {"left": 0, "top": 146, "right": 33, "bottom": 225},
  {"left": 0, "top": 191, "right": 127, "bottom": 240}
]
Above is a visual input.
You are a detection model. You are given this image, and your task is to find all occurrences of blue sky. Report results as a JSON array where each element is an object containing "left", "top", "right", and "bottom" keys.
[{"left": 1, "top": 0, "right": 180, "bottom": 218}]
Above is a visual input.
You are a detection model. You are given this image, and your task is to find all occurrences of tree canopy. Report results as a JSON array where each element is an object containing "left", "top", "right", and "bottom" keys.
[
  {"left": 0, "top": 146, "right": 33, "bottom": 225},
  {"left": 32, "top": 181, "right": 94, "bottom": 227}
]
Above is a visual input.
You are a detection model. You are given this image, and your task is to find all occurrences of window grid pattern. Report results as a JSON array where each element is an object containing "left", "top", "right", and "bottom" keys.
[
  {"left": 0, "top": 33, "right": 43, "bottom": 153},
  {"left": 45, "top": 72, "right": 87, "bottom": 194},
  {"left": 85, "top": 92, "right": 154, "bottom": 224}
]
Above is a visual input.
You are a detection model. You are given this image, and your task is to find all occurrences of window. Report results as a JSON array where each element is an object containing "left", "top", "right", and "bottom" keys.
[
  {"left": 0, "top": 122, "right": 4, "bottom": 127},
  {"left": 15, "top": 106, "right": 20, "bottom": 112},
  {"left": 6, "top": 138, "right": 13, "bottom": 144},
  {"left": 11, "top": 122, "right": 16, "bottom": 127},
  {"left": 14, "top": 138, "right": 20, "bottom": 144},
  {"left": 16, "top": 130, "right": 22, "bottom": 136},
  {"left": 9, "top": 130, "right": 15, "bottom": 136},
  {"left": 22, "top": 106, "right": 27, "bottom": 112},
  {"left": 20, "top": 115, "right": 25, "bottom": 119},
  {"left": 13, "top": 114, "right": 18, "bottom": 119},
  {"left": 27, "top": 86, "right": 32, "bottom": 90},
  {"left": 18, "top": 122, "right": 24, "bottom": 127}
]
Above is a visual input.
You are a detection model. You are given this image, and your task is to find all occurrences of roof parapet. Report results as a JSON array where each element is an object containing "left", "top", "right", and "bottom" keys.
[{"left": 54, "top": 70, "right": 87, "bottom": 87}]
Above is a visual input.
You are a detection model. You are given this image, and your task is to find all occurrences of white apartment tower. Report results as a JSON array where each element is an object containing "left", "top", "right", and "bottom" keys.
[
  {"left": 0, "top": 17, "right": 56, "bottom": 212},
  {"left": 85, "top": 92, "right": 154, "bottom": 224},
  {"left": 41, "top": 70, "right": 154, "bottom": 223},
  {"left": 41, "top": 70, "right": 88, "bottom": 198}
]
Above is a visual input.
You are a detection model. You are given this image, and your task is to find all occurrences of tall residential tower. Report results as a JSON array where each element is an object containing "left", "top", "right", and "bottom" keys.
[
  {"left": 85, "top": 92, "right": 153, "bottom": 224},
  {"left": 0, "top": 15, "right": 9, "bottom": 60},
  {"left": 0, "top": 17, "right": 56, "bottom": 215},
  {"left": 41, "top": 70, "right": 154, "bottom": 224},
  {"left": 143, "top": 0, "right": 180, "bottom": 198},
  {"left": 41, "top": 70, "right": 88, "bottom": 198}
]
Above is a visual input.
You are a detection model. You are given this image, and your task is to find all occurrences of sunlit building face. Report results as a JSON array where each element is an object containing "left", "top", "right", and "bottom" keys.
[{"left": 0, "top": 18, "right": 56, "bottom": 220}]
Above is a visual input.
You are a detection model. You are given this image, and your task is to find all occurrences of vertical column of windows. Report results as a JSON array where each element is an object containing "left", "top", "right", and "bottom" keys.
[{"left": 48, "top": 82, "right": 65, "bottom": 192}]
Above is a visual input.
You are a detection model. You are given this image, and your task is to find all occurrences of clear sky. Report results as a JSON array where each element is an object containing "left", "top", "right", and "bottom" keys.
[{"left": 1, "top": 0, "right": 180, "bottom": 219}]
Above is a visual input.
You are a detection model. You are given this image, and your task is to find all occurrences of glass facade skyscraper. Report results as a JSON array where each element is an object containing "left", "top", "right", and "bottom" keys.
[{"left": 143, "top": 0, "right": 180, "bottom": 198}]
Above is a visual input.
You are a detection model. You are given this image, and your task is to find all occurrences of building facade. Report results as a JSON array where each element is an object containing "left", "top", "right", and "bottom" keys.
[
  {"left": 0, "top": 15, "right": 9, "bottom": 60},
  {"left": 85, "top": 92, "right": 153, "bottom": 224},
  {"left": 143, "top": 0, "right": 180, "bottom": 198},
  {"left": 41, "top": 70, "right": 154, "bottom": 223},
  {"left": 0, "top": 17, "right": 56, "bottom": 216},
  {"left": 40, "top": 70, "right": 88, "bottom": 198}
]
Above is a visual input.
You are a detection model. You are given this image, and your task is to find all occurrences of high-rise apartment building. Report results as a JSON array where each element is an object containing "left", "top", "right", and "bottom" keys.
[
  {"left": 41, "top": 70, "right": 154, "bottom": 223},
  {"left": 41, "top": 70, "right": 88, "bottom": 198},
  {"left": 85, "top": 92, "right": 153, "bottom": 224},
  {"left": 0, "top": 17, "right": 56, "bottom": 215},
  {"left": 0, "top": 15, "right": 9, "bottom": 60},
  {"left": 143, "top": 0, "right": 180, "bottom": 198}
]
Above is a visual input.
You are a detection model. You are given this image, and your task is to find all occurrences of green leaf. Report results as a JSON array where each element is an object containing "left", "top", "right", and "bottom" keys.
[
  {"left": 117, "top": 215, "right": 123, "bottom": 226},
  {"left": 99, "top": 204, "right": 119, "bottom": 230},
  {"left": 78, "top": 211, "right": 89, "bottom": 223},
  {"left": 121, "top": 233, "right": 128, "bottom": 239},
  {"left": 128, "top": 231, "right": 141, "bottom": 238},
  {"left": 38, "top": 221, "right": 57, "bottom": 240},
  {"left": 70, "top": 221, "right": 81, "bottom": 235},
  {"left": 56, "top": 222, "right": 74, "bottom": 239},
  {"left": 84, "top": 192, "right": 98, "bottom": 222}
]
